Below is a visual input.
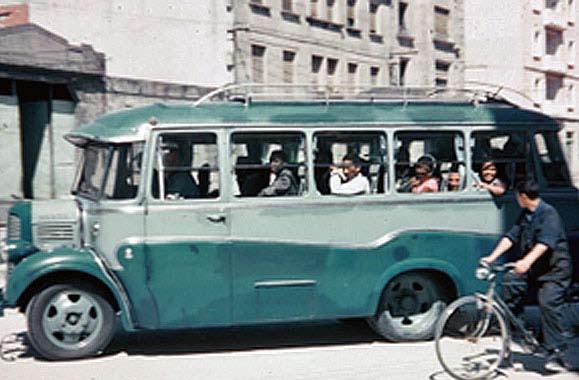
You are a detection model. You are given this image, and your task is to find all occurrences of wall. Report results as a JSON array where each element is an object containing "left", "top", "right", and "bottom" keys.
[{"left": 7, "top": 0, "right": 233, "bottom": 86}]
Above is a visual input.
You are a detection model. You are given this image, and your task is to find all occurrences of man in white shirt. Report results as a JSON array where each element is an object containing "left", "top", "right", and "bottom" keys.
[{"left": 329, "top": 154, "right": 370, "bottom": 195}]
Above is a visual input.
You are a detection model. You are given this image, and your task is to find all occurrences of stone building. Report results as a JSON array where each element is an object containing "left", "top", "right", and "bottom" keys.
[
  {"left": 231, "top": 0, "right": 464, "bottom": 89},
  {"left": 465, "top": 0, "right": 579, "bottom": 184}
]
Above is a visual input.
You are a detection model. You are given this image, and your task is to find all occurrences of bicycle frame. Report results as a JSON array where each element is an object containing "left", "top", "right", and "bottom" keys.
[{"left": 477, "top": 272, "right": 542, "bottom": 351}]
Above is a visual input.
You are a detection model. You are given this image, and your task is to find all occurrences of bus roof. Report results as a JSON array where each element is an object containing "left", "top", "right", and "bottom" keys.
[{"left": 66, "top": 100, "right": 559, "bottom": 145}]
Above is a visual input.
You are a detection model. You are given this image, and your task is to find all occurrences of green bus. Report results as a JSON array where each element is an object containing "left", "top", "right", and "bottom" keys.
[{"left": 2, "top": 86, "right": 578, "bottom": 360}]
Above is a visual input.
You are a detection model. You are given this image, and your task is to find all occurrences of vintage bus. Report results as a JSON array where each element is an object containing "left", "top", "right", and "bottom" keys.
[{"left": 1, "top": 86, "right": 578, "bottom": 360}]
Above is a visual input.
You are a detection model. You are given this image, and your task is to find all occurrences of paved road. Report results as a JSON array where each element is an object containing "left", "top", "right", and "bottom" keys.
[{"left": 0, "top": 309, "right": 578, "bottom": 380}]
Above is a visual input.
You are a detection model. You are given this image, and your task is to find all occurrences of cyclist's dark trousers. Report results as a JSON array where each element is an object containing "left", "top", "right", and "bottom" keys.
[{"left": 503, "top": 271, "right": 571, "bottom": 351}]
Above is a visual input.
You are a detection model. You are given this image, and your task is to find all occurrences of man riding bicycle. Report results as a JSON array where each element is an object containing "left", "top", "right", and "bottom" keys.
[{"left": 481, "top": 180, "right": 573, "bottom": 373}]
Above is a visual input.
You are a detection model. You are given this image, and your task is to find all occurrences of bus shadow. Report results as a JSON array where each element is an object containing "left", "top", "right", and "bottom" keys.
[{"left": 105, "top": 319, "right": 381, "bottom": 357}]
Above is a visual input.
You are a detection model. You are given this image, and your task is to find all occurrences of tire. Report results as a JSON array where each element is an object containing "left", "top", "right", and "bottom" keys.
[
  {"left": 367, "top": 272, "right": 449, "bottom": 341},
  {"left": 434, "top": 295, "right": 508, "bottom": 380},
  {"left": 26, "top": 282, "right": 116, "bottom": 360}
]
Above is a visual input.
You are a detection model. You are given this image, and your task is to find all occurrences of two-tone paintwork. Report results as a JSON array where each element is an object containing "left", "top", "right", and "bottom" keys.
[{"left": 2, "top": 100, "right": 578, "bottom": 331}]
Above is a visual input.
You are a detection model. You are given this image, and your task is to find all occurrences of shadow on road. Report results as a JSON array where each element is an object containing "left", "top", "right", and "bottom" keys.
[{"left": 104, "top": 319, "right": 382, "bottom": 357}]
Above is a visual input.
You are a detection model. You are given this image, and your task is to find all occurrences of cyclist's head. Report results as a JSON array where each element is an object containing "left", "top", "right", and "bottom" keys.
[{"left": 515, "top": 180, "right": 540, "bottom": 200}]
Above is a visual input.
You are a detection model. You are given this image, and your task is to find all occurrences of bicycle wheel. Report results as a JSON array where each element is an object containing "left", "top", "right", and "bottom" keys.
[{"left": 434, "top": 295, "right": 508, "bottom": 380}]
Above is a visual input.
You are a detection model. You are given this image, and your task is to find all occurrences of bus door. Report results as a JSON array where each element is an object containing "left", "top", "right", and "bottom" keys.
[{"left": 143, "top": 131, "right": 231, "bottom": 329}]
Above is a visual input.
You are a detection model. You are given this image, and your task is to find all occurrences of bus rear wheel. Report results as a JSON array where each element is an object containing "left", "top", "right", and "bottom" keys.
[
  {"left": 368, "top": 272, "right": 448, "bottom": 342},
  {"left": 26, "top": 282, "right": 116, "bottom": 360}
]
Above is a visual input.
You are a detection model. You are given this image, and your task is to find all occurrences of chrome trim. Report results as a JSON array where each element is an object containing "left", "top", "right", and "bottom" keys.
[
  {"left": 86, "top": 248, "right": 135, "bottom": 330},
  {"left": 113, "top": 228, "right": 495, "bottom": 253},
  {"left": 254, "top": 280, "right": 317, "bottom": 288}
]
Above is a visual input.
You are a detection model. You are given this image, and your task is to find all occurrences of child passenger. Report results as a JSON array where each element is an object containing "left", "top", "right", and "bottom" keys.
[
  {"left": 474, "top": 161, "right": 506, "bottom": 196},
  {"left": 409, "top": 155, "right": 439, "bottom": 193}
]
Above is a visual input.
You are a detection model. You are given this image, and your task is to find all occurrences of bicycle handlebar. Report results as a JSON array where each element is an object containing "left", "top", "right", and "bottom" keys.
[{"left": 476, "top": 261, "right": 516, "bottom": 280}]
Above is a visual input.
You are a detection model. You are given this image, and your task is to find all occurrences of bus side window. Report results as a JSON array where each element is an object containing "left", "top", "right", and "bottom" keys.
[
  {"left": 471, "top": 131, "right": 529, "bottom": 189},
  {"left": 394, "top": 131, "right": 466, "bottom": 193},
  {"left": 534, "top": 131, "right": 572, "bottom": 187},
  {"left": 151, "top": 133, "right": 220, "bottom": 200},
  {"left": 313, "top": 131, "right": 388, "bottom": 195},
  {"left": 232, "top": 132, "right": 307, "bottom": 197}
]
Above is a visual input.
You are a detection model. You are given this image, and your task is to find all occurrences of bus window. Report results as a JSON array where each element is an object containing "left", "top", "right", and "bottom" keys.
[
  {"left": 313, "top": 131, "right": 387, "bottom": 195},
  {"left": 395, "top": 131, "right": 466, "bottom": 193},
  {"left": 103, "top": 143, "right": 144, "bottom": 200},
  {"left": 232, "top": 132, "right": 306, "bottom": 197},
  {"left": 534, "top": 131, "right": 572, "bottom": 187},
  {"left": 151, "top": 132, "right": 220, "bottom": 200},
  {"left": 471, "top": 131, "right": 529, "bottom": 189}
]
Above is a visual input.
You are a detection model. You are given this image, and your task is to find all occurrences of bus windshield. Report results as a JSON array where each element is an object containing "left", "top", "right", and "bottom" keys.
[{"left": 73, "top": 142, "right": 144, "bottom": 200}]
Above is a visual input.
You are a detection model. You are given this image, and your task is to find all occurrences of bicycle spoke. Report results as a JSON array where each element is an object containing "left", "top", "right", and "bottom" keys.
[{"left": 435, "top": 296, "right": 508, "bottom": 380}]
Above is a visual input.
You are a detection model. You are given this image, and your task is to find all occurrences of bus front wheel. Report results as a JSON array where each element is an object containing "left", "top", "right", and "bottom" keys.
[
  {"left": 368, "top": 272, "right": 448, "bottom": 342},
  {"left": 26, "top": 282, "right": 116, "bottom": 360}
]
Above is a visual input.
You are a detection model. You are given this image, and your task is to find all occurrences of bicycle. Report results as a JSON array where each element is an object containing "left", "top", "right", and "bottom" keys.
[{"left": 434, "top": 262, "right": 546, "bottom": 380}]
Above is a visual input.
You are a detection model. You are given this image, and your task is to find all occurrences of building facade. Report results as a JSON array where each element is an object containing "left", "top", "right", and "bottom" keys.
[
  {"left": 465, "top": 0, "right": 579, "bottom": 184},
  {"left": 231, "top": 0, "right": 464, "bottom": 89}
]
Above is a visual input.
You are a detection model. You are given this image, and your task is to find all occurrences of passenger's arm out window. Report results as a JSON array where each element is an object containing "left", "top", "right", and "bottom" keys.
[
  {"left": 313, "top": 131, "right": 387, "bottom": 196},
  {"left": 471, "top": 131, "right": 530, "bottom": 192}
]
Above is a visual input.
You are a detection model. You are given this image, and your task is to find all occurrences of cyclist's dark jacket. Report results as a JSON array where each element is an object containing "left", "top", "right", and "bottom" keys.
[{"left": 504, "top": 200, "right": 571, "bottom": 282}]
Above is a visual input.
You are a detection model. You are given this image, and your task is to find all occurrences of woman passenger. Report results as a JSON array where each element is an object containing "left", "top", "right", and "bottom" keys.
[
  {"left": 408, "top": 155, "right": 439, "bottom": 193},
  {"left": 475, "top": 161, "right": 506, "bottom": 196}
]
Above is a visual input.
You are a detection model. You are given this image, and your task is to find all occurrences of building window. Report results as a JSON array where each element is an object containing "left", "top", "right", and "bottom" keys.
[
  {"left": 399, "top": 58, "right": 409, "bottom": 86},
  {"left": 347, "top": 62, "right": 358, "bottom": 86},
  {"left": 399, "top": 2, "right": 409, "bottom": 32},
  {"left": 251, "top": 45, "right": 266, "bottom": 83},
  {"left": 311, "top": 55, "right": 324, "bottom": 85},
  {"left": 546, "top": 28, "right": 563, "bottom": 57},
  {"left": 326, "top": 0, "right": 335, "bottom": 22},
  {"left": 369, "top": 3, "right": 379, "bottom": 34},
  {"left": 568, "top": 40, "right": 575, "bottom": 66},
  {"left": 434, "top": 6, "right": 450, "bottom": 38},
  {"left": 327, "top": 58, "right": 338, "bottom": 85},
  {"left": 546, "top": 74, "right": 563, "bottom": 100},
  {"left": 282, "top": 0, "right": 293, "bottom": 13},
  {"left": 545, "top": 0, "right": 559, "bottom": 10},
  {"left": 569, "top": 0, "right": 576, "bottom": 23},
  {"left": 347, "top": 0, "right": 356, "bottom": 28},
  {"left": 435, "top": 60, "right": 450, "bottom": 88},
  {"left": 370, "top": 66, "right": 380, "bottom": 86},
  {"left": 283, "top": 50, "right": 296, "bottom": 84},
  {"left": 310, "top": 0, "right": 318, "bottom": 17}
]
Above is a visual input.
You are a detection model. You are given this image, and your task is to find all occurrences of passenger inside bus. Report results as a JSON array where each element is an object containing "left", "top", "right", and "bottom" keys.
[
  {"left": 329, "top": 154, "right": 370, "bottom": 195},
  {"left": 474, "top": 160, "right": 507, "bottom": 196},
  {"left": 152, "top": 141, "right": 200, "bottom": 199},
  {"left": 257, "top": 150, "right": 299, "bottom": 197},
  {"left": 446, "top": 170, "right": 461, "bottom": 192},
  {"left": 407, "top": 155, "right": 439, "bottom": 193}
]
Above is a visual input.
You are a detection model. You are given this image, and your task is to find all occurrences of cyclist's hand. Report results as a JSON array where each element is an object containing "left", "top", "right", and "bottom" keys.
[
  {"left": 480, "top": 256, "right": 494, "bottom": 265},
  {"left": 513, "top": 259, "right": 531, "bottom": 275}
]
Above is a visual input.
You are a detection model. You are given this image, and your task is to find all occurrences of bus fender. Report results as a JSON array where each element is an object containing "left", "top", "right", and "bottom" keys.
[
  {"left": 368, "top": 258, "right": 465, "bottom": 312},
  {"left": 5, "top": 247, "right": 134, "bottom": 331}
]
